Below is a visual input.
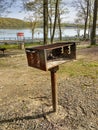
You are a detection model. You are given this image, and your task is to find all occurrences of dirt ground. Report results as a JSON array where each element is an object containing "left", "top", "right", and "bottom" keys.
[{"left": 0, "top": 44, "right": 98, "bottom": 130}]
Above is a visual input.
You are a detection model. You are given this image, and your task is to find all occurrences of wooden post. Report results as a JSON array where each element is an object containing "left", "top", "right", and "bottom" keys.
[
  {"left": 50, "top": 66, "right": 59, "bottom": 112},
  {"left": 19, "top": 42, "right": 24, "bottom": 50}
]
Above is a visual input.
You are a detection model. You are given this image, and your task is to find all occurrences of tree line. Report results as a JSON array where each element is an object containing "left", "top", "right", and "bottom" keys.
[
  {"left": 72, "top": 0, "right": 98, "bottom": 45},
  {"left": 24, "top": 0, "right": 98, "bottom": 45},
  {"left": 0, "top": 17, "right": 30, "bottom": 28},
  {"left": 0, "top": 17, "right": 83, "bottom": 29},
  {"left": 0, "top": 17, "right": 43, "bottom": 29},
  {"left": 0, "top": 0, "right": 98, "bottom": 45}
]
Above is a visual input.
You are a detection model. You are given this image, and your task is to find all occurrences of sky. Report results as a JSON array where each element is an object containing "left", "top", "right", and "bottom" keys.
[{"left": 2, "top": 0, "right": 77, "bottom": 23}]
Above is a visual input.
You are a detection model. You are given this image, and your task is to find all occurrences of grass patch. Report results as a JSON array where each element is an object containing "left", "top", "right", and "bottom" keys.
[
  {"left": 59, "top": 59, "right": 98, "bottom": 78},
  {"left": 0, "top": 42, "right": 43, "bottom": 49},
  {"left": 0, "top": 43, "right": 18, "bottom": 49},
  {"left": 24, "top": 42, "right": 43, "bottom": 47},
  {"left": 0, "top": 44, "right": 98, "bottom": 79}
]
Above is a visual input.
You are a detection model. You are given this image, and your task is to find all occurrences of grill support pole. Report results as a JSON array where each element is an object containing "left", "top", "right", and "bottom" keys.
[{"left": 50, "top": 66, "right": 59, "bottom": 112}]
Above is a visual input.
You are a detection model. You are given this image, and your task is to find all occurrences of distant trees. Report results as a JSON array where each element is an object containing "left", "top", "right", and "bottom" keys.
[
  {"left": 48, "top": 0, "right": 68, "bottom": 43},
  {"left": 73, "top": 0, "right": 98, "bottom": 45},
  {"left": 73, "top": 0, "right": 94, "bottom": 39},
  {"left": 24, "top": 0, "right": 68, "bottom": 44},
  {"left": 24, "top": 0, "right": 48, "bottom": 44},
  {"left": 24, "top": 14, "right": 40, "bottom": 40},
  {"left": 23, "top": 0, "right": 43, "bottom": 41},
  {"left": 1, "top": 0, "right": 97, "bottom": 45},
  {"left": 0, "top": 17, "right": 28, "bottom": 28},
  {"left": 0, "top": 0, "right": 69, "bottom": 44}
]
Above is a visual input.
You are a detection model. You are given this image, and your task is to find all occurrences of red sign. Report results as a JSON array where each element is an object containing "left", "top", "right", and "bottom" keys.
[{"left": 17, "top": 32, "right": 24, "bottom": 36}]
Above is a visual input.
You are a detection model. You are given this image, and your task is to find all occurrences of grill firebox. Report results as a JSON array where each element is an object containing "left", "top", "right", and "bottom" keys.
[{"left": 25, "top": 42, "right": 76, "bottom": 71}]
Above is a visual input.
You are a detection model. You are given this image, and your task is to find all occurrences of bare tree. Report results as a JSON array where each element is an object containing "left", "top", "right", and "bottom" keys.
[
  {"left": 24, "top": 13, "right": 40, "bottom": 40},
  {"left": 24, "top": 0, "right": 68, "bottom": 44},
  {"left": 51, "top": 0, "right": 59, "bottom": 43},
  {"left": 48, "top": 0, "right": 68, "bottom": 43},
  {"left": 73, "top": 0, "right": 93, "bottom": 40},
  {"left": 57, "top": 1, "right": 68, "bottom": 41},
  {"left": 24, "top": 0, "right": 49, "bottom": 44},
  {"left": 24, "top": 0, "right": 43, "bottom": 41}
]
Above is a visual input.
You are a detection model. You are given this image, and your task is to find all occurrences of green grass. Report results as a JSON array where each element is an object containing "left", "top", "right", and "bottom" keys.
[
  {"left": 0, "top": 42, "right": 43, "bottom": 49},
  {"left": 0, "top": 44, "right": 18, "bottom": 49},
  {"left": 0, "top": 43, "right": 98, "bottom": 79},
  {"left": 59, "top": 60, "right": 98, "bottom": 78},
  {"left": 24, "top": 42, "right": 43, "bottom": 47}
]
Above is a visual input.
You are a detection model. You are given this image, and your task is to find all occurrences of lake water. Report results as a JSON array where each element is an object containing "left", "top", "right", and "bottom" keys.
[{"left": 0, "top": 27, "right": 98, "bottom": 40}]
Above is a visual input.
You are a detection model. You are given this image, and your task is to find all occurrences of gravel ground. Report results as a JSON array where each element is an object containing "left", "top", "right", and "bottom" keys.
[{"left": 0, "top": 45, "right": 98, "bottom": 130}]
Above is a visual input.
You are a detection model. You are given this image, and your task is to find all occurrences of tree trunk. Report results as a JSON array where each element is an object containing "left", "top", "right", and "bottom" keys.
[
  {"left": 58, "top": 8, "right": 62, "bottom": 41},
  {"left": 49, "top": 17, "right": 52, "bottom": 42},
  {"left": 43, "top": 0, "right": 48, "bottom": 44},
  {"left": 91, "top": 0, "right": 98, "bottom": 45},
  {"left": 32, "top": 28, "right": 34, "bottom": 41},
  {"left": 51, "top": 0, "right": 59, "bottom": 43},
  {"left": 83, "top": 0, "right": 89, "bottom": 39},
  {"left": 88, "top": 0, "right": 92, "bottom": 39},
  {"left": 84, "top": 17, "right": 88, "bottom": 39}
]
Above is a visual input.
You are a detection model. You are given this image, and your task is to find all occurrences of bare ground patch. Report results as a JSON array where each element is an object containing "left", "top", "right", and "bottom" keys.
[{"left": 0, "top": 46, "right": 98, "bottom": 130}]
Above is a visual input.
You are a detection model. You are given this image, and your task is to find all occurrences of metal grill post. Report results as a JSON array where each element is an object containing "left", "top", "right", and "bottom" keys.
[
  {"left": 50, "top": 66, "right": 59, "bottom": 112},
  {"left": 25, "top": 42, "right": 76, "bottom": 113}
]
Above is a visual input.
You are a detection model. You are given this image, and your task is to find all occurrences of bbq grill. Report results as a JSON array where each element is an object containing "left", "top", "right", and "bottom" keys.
[
  {"left": 25, "top": 42, "right": 76, "bottom": 112},
  {"left": 25, "top": 42, "right": 76, "bottom": 71}
]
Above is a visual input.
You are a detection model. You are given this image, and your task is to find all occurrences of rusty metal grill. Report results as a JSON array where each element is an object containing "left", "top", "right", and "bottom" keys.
[
  {"left": 25, "top": 42, "right": 76, "bottom": 112},
  {"left": 25, "top": 42, "right": 76, "bottom": 71}
]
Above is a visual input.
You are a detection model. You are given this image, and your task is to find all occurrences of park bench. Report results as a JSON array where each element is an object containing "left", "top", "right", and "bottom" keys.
[{"left": 0, "top": 48, "right": 6, "bottom": 54}]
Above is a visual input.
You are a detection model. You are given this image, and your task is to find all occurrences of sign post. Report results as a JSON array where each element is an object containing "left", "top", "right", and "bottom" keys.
[{"left": 17, "top": 32, "right": 24, "bottom": 49}]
